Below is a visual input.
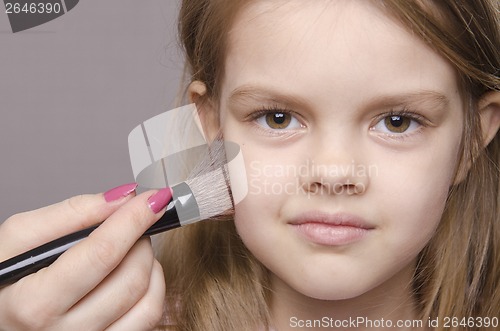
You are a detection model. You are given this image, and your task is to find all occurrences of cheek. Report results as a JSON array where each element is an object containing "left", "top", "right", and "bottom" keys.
[
  {"left": 231, "top": 146, "right": 300, "bottom": 258},
  {"left": 373, "top": 139, "right": 460, "bottom": 258},
  {"left": 232, "top": 183, "right": 283, "bottom": 264},
  {"left": 222, "top": 120, "right": 277, "bottom": 248},
  {"left": 234, "top": 146, "right": 294, "bottom": 221}
]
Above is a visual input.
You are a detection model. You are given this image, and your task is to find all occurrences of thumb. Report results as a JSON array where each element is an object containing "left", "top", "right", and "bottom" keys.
[{"left": 0, "top": 183, "right": 138, "bottom": 261}]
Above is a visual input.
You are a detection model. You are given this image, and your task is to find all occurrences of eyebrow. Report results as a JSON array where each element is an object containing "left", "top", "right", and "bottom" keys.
[
  {"left": 228, "top": 85, "right": 309, "bottom": 109},
  {"left": 228, "top": 85, "right": 451, "bottom": 111},
  {"left": 365, "top": 90, "right": 451, "bottom": 111}
]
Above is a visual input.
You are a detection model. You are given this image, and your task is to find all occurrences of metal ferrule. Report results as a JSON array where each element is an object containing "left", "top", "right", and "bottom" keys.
[{"left": 170, "top": 182, "right": 201, "bottom": 226}]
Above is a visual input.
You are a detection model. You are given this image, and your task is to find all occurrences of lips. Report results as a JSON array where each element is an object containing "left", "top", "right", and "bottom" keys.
[{"left": 288, "top": 211, "right": 375, "bottom": 246}]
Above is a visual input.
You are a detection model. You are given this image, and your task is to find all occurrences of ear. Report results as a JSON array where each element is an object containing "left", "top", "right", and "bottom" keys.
[
  {"left": 188, "top": 81, "right": 220, "bottom": 142},
  {"left": 453, "top": 91, "right": 500, "bottom": 185},
  {"left": 478, "top": 91, "right": 500, "bottom": 147}
]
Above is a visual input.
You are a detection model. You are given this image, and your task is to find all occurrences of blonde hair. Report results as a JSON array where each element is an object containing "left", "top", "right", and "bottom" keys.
[{"left": 157, "top": 0, "right": 500, "bottom": 330}]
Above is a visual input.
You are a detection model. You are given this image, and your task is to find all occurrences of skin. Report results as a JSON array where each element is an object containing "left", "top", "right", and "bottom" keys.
[{"left": 195, "top": 0, "right": 469, "bottom": 329}]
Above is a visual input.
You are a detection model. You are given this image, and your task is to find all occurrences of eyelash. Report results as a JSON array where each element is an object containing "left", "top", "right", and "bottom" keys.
[
  {"left": 248, "top": 105, "right": 296, "bottom": 121},
  {"left": 371, "top": 109, "right": 428, "bottom": 140},
  {"left": 247, "top": 105, "right": 304, "bottom": 135},
  {"left": 246, "top": 106, "right": 429, "bottom": 141},
  {"left": 378, "top": 109, "right": 426, "bottom": 123}
]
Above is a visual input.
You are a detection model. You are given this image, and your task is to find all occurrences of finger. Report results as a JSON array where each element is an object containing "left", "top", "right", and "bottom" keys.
[
  {"left": 106, "top": 260, "right": 166, "bottom": 331},
  {"left": 63, "top": 238, "right": 155, "bottom": 330},
  {"left": 0, "top": 238, "right": 155, "bottom": 331},
  {"left": 35, "top": 188, "right": 171, "bottom": 314},
  {"left": 0, "top": 183, "right": 138, "bottom": 260}
]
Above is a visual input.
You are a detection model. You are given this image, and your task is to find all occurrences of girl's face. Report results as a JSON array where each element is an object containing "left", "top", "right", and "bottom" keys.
[{"left": 218, "top": 0, "right": 463, "bottom": 300}]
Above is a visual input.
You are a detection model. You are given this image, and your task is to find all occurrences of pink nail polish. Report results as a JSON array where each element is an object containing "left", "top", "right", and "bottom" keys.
[
  {"left": 104, "top": 183, "right": 138, "bottom": 202},
  {"left": 148, "top": 188, "right": 173, "bottom": 214}
]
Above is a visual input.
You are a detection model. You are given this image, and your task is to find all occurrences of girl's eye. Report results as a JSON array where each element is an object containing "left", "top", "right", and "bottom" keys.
[
  {"left": 373, "top": 114, "right": 420, "bottom": 134},
  {"left": 255, "top": 111, "right": 302, "bottom": 130}
]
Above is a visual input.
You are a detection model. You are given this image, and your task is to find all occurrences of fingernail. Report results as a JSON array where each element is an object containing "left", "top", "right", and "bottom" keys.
[
  {"left": 148, "top": 188, "right": 173, "bottom": 214},
  {"left": 104, "top": 183, "right": 138, "bottom": 202}
]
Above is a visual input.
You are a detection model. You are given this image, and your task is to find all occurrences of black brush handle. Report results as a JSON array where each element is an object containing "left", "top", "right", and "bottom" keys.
[{"left": 0, "top": 198, "right": 179, "bottom": 288}]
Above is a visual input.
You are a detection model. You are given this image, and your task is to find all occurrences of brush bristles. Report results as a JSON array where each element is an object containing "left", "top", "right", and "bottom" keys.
[
  {"left": 186, "top": 170, "right": 233, "bottom": 220},
  {"left": 185, "top": 139, "right": 234, "bottom": 221}
]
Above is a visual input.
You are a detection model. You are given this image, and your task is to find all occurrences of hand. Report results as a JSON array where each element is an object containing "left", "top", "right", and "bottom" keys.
[{"left": 0, "top": 184, "right": 168, "bottom": 331}]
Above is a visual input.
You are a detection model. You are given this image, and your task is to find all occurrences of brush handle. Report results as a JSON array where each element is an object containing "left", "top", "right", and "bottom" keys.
[{"left": 0, "top": 197, "right": 179, "bottom": 288}]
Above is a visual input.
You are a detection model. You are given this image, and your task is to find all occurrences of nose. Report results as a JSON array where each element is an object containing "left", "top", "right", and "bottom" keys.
[{"left": 298, "top": 137, "right": 370, "bottom": 196}]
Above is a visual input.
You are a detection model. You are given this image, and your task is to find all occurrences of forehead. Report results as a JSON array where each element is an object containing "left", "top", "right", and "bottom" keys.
[{"left": 223, "top": 0, "right": 458, "bottom": 106}]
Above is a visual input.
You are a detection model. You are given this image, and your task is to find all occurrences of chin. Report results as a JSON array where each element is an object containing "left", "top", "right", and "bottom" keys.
[
  {"left": 280, "top": 271, "right": 383, "bottom": 301},
  {"left": 298, "top": 284, "right": 372, "bottom": 301}
]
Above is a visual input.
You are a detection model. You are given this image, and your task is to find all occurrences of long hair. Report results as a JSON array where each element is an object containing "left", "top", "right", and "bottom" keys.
[
  {"left": 157, "top": 1, "right": 500, "bottom": 330},
  {"left": 381, "top": 1, "right": 500, "bottom": 325}
]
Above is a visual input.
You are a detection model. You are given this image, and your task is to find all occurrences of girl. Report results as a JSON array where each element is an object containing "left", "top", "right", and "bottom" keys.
[
  {"left": 158, "top": 0, "right": 500, "bottom": 330},
  {"left": 0, "top": 0, "right": 499, "bottom": 330}
]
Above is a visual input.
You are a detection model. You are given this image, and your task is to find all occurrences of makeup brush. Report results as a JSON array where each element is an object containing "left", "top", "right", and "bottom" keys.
[{"left": 0, "top": 139, "right": 236, "bottom": 288}]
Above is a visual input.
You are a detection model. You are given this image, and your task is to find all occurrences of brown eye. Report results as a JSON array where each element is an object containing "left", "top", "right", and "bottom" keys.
[
  {"left": 265, "top": 112, "right": 292, "bottom": 129},
  {"left": 384, "top": 115, "right": 411, "bottom": 133}
]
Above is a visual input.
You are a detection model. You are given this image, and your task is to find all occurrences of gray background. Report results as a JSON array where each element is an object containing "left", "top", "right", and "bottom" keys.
[{"left": 0, "top": 0, "right": 184, "bottom": 221}]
